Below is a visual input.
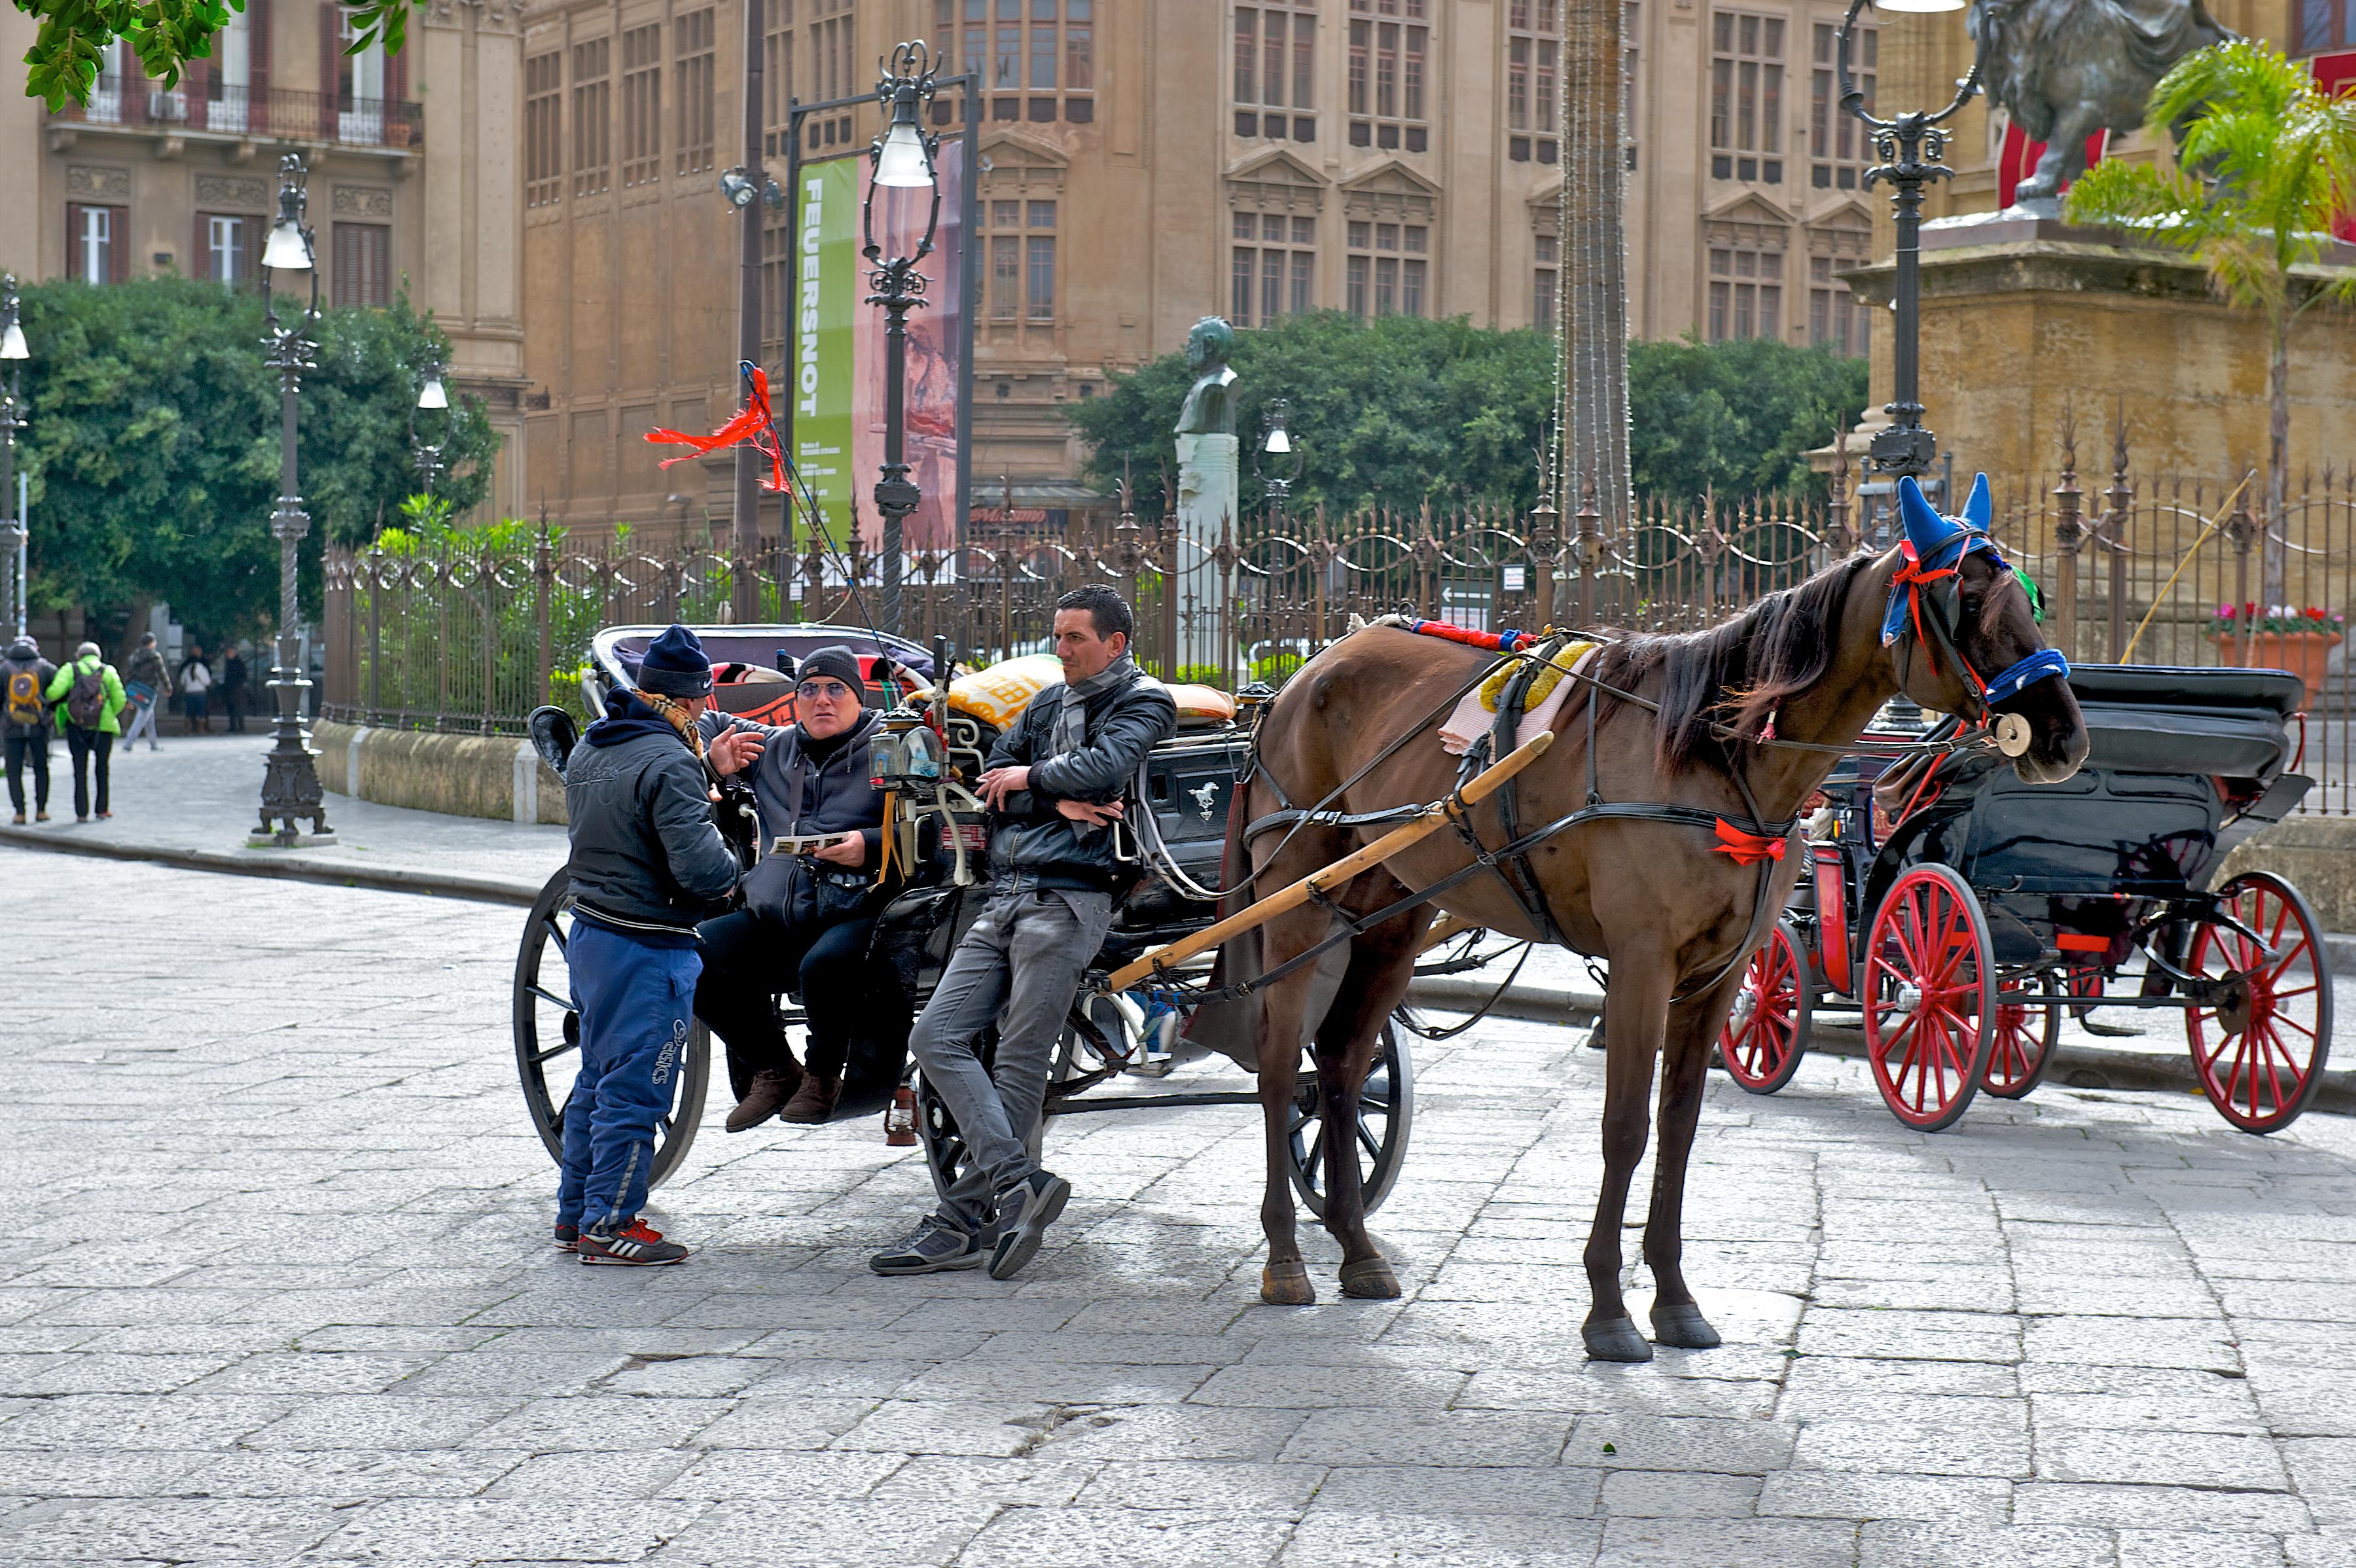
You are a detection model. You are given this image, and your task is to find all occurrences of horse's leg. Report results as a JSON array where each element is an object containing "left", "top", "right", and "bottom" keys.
[
  {"left": 1642, "top": 972, "right": 1744, "bottom": 1350},
  {"left": 1256, "top": 908, "right": 1327, "bottom": 1307},
  {"left": 1310, "top": 915, "right": 1423, "bottom": 1300},
  {"left": 1584, "top": 948, "right": 1671, "bottom": 1363}
]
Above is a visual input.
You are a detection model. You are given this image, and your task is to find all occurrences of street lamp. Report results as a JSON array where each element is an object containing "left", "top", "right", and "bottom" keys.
[
  {"left": 864, "top": 40, "right": 942, "bottom": 638},
  {"left": 1836, "top": 0, "right": 1978, "bottom": 484},
  {"left": 253, "top": 152, "right": 334, "bottom": 847},
  {"left": 411, "top": 351, "right": 449, "bottom": 497},
  {"left": 1257, "top": 399, "right": 1304, "bottom": 522},
  {"left": 0, "top": 276, "right": 26, "bottom": 639}
]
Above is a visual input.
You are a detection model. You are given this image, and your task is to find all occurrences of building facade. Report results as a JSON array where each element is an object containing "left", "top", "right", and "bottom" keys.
[
  {"left": 0, "top": 0, "right": 529, "bottom": 515},
  {"left": 516, "top": 0, "right": 1895, "bottom": 535}
]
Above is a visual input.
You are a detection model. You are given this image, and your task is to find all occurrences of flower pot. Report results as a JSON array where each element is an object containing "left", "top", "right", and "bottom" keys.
[{"left": 2211, "top": 630, "right": 2343, "bottom": 710}]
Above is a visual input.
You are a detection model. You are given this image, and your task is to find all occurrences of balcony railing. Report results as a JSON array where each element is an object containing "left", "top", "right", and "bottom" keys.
[{"left": 54, "top": 80, "right": 422, "bottom": 149}]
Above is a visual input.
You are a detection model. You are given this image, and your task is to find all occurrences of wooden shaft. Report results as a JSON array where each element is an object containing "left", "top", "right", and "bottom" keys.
[{"left": 1107, "top": 730, "right": 1554, "bottom": 991}]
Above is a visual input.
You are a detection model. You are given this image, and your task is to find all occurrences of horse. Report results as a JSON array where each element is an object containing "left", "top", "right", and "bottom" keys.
[{"left": 1229, "top": 476, "right": 2090, "bottom": 1361}]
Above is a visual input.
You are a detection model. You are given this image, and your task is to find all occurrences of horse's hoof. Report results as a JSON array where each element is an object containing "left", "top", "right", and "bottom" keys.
[
  {"left": 1649, "top": 1302, "right": 1722, "bottom": 1349},
  {"left": 1582, "top": 1316, "right": 1654, "bottom": 1363},
  {"left": 1262, "top": 1262, "right": 1316, "bottom": 1306},
  {"left": 1338, "top": 1258, "right": 1401, "bottom": 1298}
]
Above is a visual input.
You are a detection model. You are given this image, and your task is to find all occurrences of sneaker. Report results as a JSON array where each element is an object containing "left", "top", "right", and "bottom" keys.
[
  {"left": 724, "top": 1066, "right": 804, "bottom": 1133},
  {"left": 987, "top": 1171, "right": 1072, "bottom": 1281},
  {"left": 780, "top": 1073, "right": 841, "bottom": 1124},
  {"left": 869, "top": 1217, "right": 985, "bottom": 1275},
  {"left": 577, "top": 1218, "right": 688, "bottom": 1266},
  {"left": 554, "top": 1223, "right": 579, "bottom": 1252}
]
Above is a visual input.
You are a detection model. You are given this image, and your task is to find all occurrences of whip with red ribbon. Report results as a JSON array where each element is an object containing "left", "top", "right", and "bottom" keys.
[{"left": 644, "top": 365, "right": 789, "bottom": 495}]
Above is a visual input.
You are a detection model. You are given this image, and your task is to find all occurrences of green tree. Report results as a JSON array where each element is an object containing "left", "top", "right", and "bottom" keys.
[
  {"left": 2065, "top": 39, "right": 2356, "bottom": 583},
  {"left": 1065, "top": 310, "right": 1863, "bottom": 518},
  {"left": 16, "top": 275, "right": 498, "bottom": 645},
  {"left": 20, "top": 0, "right": 415, "bottom": 110}
]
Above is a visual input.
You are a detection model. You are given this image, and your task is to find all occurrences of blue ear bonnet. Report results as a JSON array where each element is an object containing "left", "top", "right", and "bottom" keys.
[{"left": 1881, "top": 473, "right": 2010, "bottom": 646}]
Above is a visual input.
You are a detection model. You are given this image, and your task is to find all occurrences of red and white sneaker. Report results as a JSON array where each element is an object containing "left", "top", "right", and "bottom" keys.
[{"left": 577, "top": 1219, "right": 689, "bottom": 1266}]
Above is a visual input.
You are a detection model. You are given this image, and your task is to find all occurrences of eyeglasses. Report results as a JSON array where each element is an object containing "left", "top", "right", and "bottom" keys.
[{"left": 795, "top": 680, "right": 856, "bottom": 702}]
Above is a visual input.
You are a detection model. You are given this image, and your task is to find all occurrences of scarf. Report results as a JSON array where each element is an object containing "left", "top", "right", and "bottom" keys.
[
  {"left": 1054, "top": 652, "right": 1137, "bottom": 757},
  {"left": 633, "top": 689, "right": 708, "bottom": 760}
]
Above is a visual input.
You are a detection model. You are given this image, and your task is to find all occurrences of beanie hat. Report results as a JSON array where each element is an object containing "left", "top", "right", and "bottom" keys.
[
  {"left": 76, "top": 641, "right": 101, "bottom": 660},
  {"left": 636, "top": 624, "right": 714, "bottom": 697},
  {"left": 5, "top": 635, "right": 33, "bottom": 660},
  {"left": 796, "top": 645, "right": 866, "bottom": 694}
]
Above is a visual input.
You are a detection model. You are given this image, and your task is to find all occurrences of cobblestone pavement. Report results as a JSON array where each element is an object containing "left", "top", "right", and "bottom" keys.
[{"left": 6, "top": 847, "right": 2356, "bottom": 1567}]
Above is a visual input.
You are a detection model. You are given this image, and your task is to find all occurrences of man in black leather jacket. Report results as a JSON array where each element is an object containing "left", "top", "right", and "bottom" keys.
[
  {"left": 871, "top": 586, "right": 1177, "bottom": 1282},
  {"left": 556, "top": 624, "right": 747, "bottom": 1266}
]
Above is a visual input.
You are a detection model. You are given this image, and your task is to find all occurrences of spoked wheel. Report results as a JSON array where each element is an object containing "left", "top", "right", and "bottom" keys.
[
  {"left": 1717, "top": 919, "right": 1813, "bottom": 1094},
  {"left": 1862, "top": 864, "right": 1997, "bottom": 1131},
  {"left": 1982, "top": 971, "right": 2061, "bottom": 1099},
  {"left": 1289, "top": 1021, "right": 1415, "bottom": 1220},
  {"left": 2184, "top": 870, "right": 2334, "bottom": 1134},
  {"left": 512, "top": 868, "right": 711, "bottom": 1189}
]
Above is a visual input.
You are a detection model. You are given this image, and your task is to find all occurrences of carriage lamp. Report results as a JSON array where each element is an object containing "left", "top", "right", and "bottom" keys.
[
  {"left": 1835, "top": 0, "right": 1979, "bottom": 483},
  {"left": 864, "top": 41, "right": 943, "bottom": 638},
  {"left": 253, "top": 152, "right": 334, "bottom": 849},
  {"left": 0, "top": 275, "right": 26, "bottom": 641},
  {"left": 868, "top": 707, "right": 945, "bottom": 792}
]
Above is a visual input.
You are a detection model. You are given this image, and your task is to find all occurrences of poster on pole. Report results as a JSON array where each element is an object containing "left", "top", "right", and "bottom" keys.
[
  {"left": 791, "top": 157, "right": 859, "bottom": 546},
  {"left": 853, "top": 137, "right": 964, "bottom": 554}
]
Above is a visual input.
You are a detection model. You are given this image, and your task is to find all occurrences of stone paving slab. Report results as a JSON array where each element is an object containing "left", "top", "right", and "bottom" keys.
[{"left": 5, "top": 847, "right": 2356, "bottom": 1565}]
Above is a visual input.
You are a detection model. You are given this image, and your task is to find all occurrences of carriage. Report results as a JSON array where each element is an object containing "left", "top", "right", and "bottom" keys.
[
  {"left": 509, "top": 622, "right": 1439, "bottom": 1215},
  {"left": 1716, "top": 664, "right": 2334, "bottom": 1133}
]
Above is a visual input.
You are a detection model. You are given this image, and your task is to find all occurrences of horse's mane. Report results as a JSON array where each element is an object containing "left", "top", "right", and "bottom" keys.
[{"left": 1593, "top": 553, "right": 1876, "bottom": 775}]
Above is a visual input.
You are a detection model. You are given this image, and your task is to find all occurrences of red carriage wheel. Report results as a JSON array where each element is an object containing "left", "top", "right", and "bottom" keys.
[
  {"left": 1862, "top": 864, "right": 1997, "bottom": 1131},
  {"left": 1718, "top": 919, "right": 1813, "bottom": 1094},
  {"left": 1982, "top": 971, "right": 2061, "bottom": 1099},
  {"left": 2184, "top": 870, "right": 2334, "bottom": 1134},
  {"left": 2066, "top": 965, "right": 2105, "bottom": 1019}
]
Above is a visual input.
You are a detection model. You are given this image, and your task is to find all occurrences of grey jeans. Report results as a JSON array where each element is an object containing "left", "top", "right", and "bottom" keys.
[{"left": 910, "top": 885, "right": 1113, "bottom": 1234}]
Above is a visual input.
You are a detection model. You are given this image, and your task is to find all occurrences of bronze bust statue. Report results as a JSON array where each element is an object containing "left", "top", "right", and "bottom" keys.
[
  {"left": 1969, "top": 0, "right": 2230, "bottom": 208},
  {"left": 1174, "top": 316, "right": 1238, "bottom": 438}
]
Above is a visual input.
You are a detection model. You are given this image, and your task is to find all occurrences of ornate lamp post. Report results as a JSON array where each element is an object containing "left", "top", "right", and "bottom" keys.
[
  {"left": 1256, "top": 399, "right": 1303, "bottom": 526},
  {"left": 410, "top": 351, "right": 450, "bottom": 497},
  {"left": 0, "top": 277, "right": 26, "bottom": 639},
  {"left": 864, "top": 41, "right": 942, "bottom": 639},
  {"left": 1836, "top": 0, "right": 1978, "bottom": 484},
  {"left": 252, "top": 152, "right": 334, "bottom": 847}
]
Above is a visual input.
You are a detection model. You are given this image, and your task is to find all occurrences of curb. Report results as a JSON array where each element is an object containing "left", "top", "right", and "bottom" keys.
[{"left": 0, "top": 825, "right": 545, "bottom": 908}]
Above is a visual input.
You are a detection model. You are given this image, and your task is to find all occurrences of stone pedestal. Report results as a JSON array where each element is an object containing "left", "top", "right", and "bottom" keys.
[{"left": 1173, "top": 431, "right": 1238, "bottom": 676}]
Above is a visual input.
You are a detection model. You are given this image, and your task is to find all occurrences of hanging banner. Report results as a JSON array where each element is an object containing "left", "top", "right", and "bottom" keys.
[
  {"left": 853, "top": 137, "right": 965, "bottom": 554},
  {"left": 793, "top": 157, "right": 860, "bottom": 545}
]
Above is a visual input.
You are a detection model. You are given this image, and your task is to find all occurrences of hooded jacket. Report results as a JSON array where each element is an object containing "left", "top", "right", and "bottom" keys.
[
  {"left": 3, "top": 640, "right": 58, "bottom": 741},
  {"left": 986, "top": 661, "right": 1178, "bottom": 891},
  {"left": 563, "top": 690, "right": 741, "bottom": 942},
  {"left": 698, "top": 706, "right": 889, "bottom": 927},
  {"left": 45, "top": 654, "right": 127, "bottom": 736}
]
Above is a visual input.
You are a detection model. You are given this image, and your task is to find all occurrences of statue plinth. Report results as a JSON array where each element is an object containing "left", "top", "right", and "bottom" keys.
[{"left": 1174, "top": 432, "right": 1240, "bottom": 674}]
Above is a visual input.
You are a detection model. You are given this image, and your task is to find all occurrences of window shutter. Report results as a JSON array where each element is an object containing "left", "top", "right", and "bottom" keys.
[
  {"left": 108, "top": 207, "right": 128, "bottom": 283},
  {"left": 195, "top": 211, "right": 209, "bottom": 281},
  {"left": 321, "top": 2, "right": 342, "bottom": 136},
  {"left": 65, "top": 203, "right": 83, "bottom": 277},
  {"left": 387, "top": 37, "right": 406, "bottom": 107},
  {"left": 249, "top": 0, "right": 272, "bottom": 131}
]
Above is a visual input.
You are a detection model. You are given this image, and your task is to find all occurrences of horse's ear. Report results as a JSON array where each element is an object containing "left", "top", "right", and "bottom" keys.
[
  {"left": 1897, "top": 476, "right": 1959, "bottom": 560},
  {"left": 1963, "top": 472, "right": 1991, "bottom": 531}
]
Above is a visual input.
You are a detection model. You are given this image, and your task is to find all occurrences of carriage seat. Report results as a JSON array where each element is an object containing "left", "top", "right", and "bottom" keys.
[{"left": 2065, "top": 664, "right": 2307, "bottom": 718}]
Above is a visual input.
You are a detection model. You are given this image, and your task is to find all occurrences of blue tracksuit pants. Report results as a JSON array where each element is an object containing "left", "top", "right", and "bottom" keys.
[{"left": 557, "top": 919, "right": 701, "bottom": 1234}]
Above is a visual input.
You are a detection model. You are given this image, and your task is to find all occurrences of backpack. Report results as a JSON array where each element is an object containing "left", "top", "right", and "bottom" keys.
[
  {"left": 3, "top": 666, "right": 41, "bottom": 728},
  {"left": 65, "top": 661, "right": 108, "bottom": 729}
]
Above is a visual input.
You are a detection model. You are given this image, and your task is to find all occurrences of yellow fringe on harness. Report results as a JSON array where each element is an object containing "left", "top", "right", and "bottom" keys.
[{"left": 1476, "top": 639, "right": 1592, "bottom": 714}]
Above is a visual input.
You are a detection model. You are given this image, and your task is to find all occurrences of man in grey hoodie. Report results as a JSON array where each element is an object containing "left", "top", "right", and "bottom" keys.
[{"left": 3, "top": 634, "right": 57, "bottom": 824}]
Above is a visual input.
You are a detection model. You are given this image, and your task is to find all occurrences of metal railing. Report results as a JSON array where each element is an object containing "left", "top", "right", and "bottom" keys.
[{"left": 53, "top": 81, "right": 422, "bottom": 149}]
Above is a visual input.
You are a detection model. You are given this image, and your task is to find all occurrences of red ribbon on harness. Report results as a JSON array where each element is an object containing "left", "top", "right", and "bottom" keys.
[
  {"left": 1401, "top": 618, "right": 1525, "bottom": 653},
  {"left": 1889, "top": 543, "right": 1991, "bottom": 697},
  {"left": 645, "top": 368, "right": 788, "bottom": 493},
  {"left": 1712, "top": 817, "right": 1787, "bottom": 865}
]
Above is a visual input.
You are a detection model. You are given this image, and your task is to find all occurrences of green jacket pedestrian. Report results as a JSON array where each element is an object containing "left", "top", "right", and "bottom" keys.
[{"left": 46, "top": 643, "right": 126, "bottom": 822}]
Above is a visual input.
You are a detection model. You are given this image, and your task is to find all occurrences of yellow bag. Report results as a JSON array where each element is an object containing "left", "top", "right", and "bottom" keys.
[{"left": 946, "top": 654, "right": 1064, "bottom": 730}]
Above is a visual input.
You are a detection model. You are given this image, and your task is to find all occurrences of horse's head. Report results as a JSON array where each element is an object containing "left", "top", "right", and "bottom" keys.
[{"left": 1888, "top": 474, "right": 2090, "bottom": 784}]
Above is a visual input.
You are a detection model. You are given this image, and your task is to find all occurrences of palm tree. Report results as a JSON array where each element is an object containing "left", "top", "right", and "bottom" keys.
[{"left": 2065, "top": 40, "right": 2356, "bottom": 595}]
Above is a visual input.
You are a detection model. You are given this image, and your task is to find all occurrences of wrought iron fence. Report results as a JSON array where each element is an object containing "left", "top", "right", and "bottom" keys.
[{"left": 324, "top": 418, "right": 2356, "bottom": 811}]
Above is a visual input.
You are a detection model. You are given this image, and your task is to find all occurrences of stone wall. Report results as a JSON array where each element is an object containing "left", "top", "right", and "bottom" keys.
[
  {"left": 2222, "top": 815, "right": 2356, "bottom": 933},
  {"left": 313, "top": 721, "right": 566, "bottom": 827}
]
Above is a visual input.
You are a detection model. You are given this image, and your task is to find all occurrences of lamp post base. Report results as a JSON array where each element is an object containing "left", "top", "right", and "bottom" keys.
[{"left": 251, "top": 668, "right": 334, "bottom": 849}]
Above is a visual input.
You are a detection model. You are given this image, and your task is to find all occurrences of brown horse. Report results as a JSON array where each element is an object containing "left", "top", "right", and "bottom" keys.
[{"left": 1234, "top": 536, "right": 2088, "bottom": 1360}]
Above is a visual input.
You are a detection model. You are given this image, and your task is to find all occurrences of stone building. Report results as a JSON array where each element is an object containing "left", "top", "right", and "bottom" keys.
[
  {"left": 0, "top": 1, "right": 529, "bottom": 516},
  {"left": 510, "top": 0, "right": 1894, "bottom": 535}
]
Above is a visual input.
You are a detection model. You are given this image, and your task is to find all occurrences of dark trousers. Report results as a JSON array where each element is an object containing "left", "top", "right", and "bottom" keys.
[
  {"left": 558, "top": 919, "right": 700, "bottom": 1233},
  {"left": 4, "top": 734, "right": 48, "bottom": 815},
  {"left": 696, "top": 907, "right": 885, "bottom": 1092},
  {"left": 225, "top": 687, "right": 246, "bottom": 732},
  {"left": 63, "top": 727, "right": 110, "bottom": 819}
]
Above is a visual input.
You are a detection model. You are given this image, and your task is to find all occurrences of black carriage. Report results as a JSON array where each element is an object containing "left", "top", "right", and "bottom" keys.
[
  {"left": 1716, "top": 664, "right": 2332, "bottom": 1133},
  {"left": 510, "top": 624, "right": 1414, "bottom": 1215}
]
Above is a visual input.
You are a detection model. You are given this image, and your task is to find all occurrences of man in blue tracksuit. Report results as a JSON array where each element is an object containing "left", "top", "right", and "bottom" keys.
[{"left": 556, "top": 624, "right": 749, "bottom": 1264}]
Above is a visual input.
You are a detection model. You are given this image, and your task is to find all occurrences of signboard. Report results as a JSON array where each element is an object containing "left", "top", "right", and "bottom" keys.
[
  {"left": 792, "top": 157, "right": 859, "bottom": 543},
  {"left": 853, "top": 137, "right": 965, "bottom": 554}
]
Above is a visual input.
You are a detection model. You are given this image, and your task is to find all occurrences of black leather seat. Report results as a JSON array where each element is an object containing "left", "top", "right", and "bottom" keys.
[{"left": 2065, "top": 664, "right": 2307, "bottom": 717}]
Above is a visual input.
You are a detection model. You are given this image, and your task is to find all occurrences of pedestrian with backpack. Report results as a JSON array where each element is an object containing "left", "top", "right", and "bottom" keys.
[
  {"left": 3, "top": 633, "right": 58, "bottom": 825},
  {"left": 45, "top": 641, "right": 126, "bottom": 823}
]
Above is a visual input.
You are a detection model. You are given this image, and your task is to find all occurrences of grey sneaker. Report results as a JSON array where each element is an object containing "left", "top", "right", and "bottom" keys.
[
  {"left": 870, "top": 1217, "right": 985, "bottom": 1275},
  {"left": 987, "top": 1171, "right": 1071, "bottom": 1281}
]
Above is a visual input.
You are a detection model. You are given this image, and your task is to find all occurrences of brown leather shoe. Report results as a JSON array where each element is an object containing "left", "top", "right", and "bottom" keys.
[
  {"left": 724, "top": 1067, "right": 803, "bottom": 1133},
  {"left": 779, "top": 1073, "right": 842, "bottom": 1124}
]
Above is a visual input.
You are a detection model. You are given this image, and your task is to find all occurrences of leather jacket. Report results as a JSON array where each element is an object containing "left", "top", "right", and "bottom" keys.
[{"left": 986, "top": 664, "right": 1178, "bottom": 892}]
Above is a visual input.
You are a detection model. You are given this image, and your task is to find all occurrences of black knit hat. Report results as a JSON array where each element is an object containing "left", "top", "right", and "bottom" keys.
[
  {"left": 796, "top": 645, "right": 866, "bottom": 693},
  {"left": 637, "top": 624, "right": 714, "bottom": 696}
]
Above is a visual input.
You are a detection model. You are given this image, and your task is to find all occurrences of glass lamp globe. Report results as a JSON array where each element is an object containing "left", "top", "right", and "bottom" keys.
[
  {"left": 262, "top": 219, "right": 312, "bottom": 271},
  {"left": 416, "top": 373, "right": 448, "bottom": 411},
  {"left": 874, "top": 120, "right": 933, "bottom": 189}
]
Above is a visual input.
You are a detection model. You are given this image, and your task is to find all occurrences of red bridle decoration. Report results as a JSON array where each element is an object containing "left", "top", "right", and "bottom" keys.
[
  {"left": 645, "top": 368, "right": 789, "bottom": 494},
  {"left": 1889, "top": 542, "right": 1992, "bottom": 700},
  {"left": 1712, "top": 818, "right": 1788, "bottom": 865}
]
